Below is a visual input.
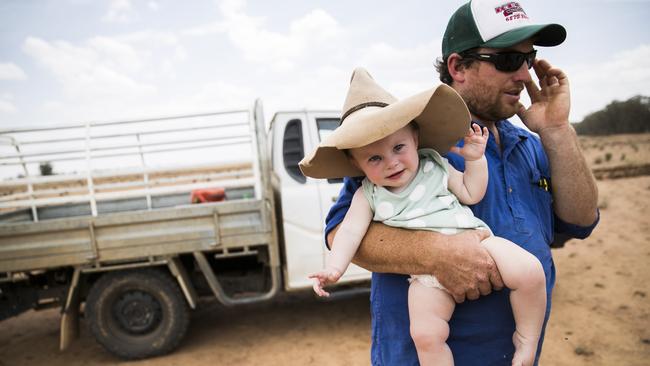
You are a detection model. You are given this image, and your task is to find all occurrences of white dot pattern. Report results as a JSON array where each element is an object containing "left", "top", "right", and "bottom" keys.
[
  {"left": 438, "top": 195, "right": 455, "bottom": 207},
  {"left": 455, "top": 213, "right": 473, "bottom": 227},
  {"left": 376, "top": 201, "right": 394, "bottom": 219},
  {"left": 407, "top": 219, "right": 426, "bottom": 228},
  {"left": 405, "top": 208, "right": 424, "bottom": 219},
  {"left": 409, "top": 184, "right": 426, "bottom": 201},
  {"left": 440, "top": 228, "right": 459, "bottom": 235},
  {"left": 361, "top": 149, "right": 490, "bottom": 237}
]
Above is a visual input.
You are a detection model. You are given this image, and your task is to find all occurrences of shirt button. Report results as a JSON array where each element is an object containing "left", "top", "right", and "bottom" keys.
[{"left": 508, "top": 187, "right": 513, "bottom": 193}]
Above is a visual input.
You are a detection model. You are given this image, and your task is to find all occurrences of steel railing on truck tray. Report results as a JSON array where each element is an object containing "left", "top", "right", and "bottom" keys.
[
  {"left": 0, "top": 100, "right": 279, "bottom": 273},
  {"left": 0, "top": 107, "right": 262, "bottom": 222}
]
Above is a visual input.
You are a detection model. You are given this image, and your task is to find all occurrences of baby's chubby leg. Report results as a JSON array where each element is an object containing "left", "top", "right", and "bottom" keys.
[
  {"left": 481, "top": 236, "right": 547, "bottom": 366},
  {"left": 408, "top": 279, "right": 455, "bottom": 366}
]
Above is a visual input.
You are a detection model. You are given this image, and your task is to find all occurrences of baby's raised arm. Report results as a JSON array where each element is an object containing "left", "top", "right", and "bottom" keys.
[
  {"left": 447, "top": 124, "right": 489, "bottom": 205},
  {"left": 309, "top": 189, "right": 373, "bottom": 296}
]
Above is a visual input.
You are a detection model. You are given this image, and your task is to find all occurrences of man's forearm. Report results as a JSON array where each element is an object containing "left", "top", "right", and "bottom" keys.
[
  {"left": 327, "top": 221, "right": 499, "bottom": 302},
  {"left": 539, "top": 124, "right": 598, "bottom": 225},
  {"left": 328, "top": 222, "right": 445, "bottom": 274}
]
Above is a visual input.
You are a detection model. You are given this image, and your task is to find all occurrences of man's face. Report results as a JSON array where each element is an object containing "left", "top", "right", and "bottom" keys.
[{"left": 457, "top": 40, "right": 535, "bottom": 124}]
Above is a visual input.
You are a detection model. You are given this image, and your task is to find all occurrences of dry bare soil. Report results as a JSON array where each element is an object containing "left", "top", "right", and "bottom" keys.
[{"left": 1, "top": 134, "right": 649, "bottom": 366}]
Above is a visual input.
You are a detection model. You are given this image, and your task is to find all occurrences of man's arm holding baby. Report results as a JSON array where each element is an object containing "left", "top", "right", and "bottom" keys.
[{"left": 327, "top": 222, "right": 501, "bottom": 303}]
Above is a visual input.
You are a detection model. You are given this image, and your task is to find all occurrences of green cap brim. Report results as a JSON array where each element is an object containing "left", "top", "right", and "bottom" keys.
[{"left": 483, "top": 23, "right": 566, "bottom": 49}]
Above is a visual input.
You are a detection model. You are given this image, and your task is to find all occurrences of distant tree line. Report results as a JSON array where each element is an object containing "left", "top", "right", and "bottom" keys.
[{"left": 574, "top": 95, "right": 650, "bottom": 135}]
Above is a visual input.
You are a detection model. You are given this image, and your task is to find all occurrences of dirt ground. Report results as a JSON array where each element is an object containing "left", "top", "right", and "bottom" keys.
[{"left": 1, "top": 138, "right": 649, "bottom": 366}]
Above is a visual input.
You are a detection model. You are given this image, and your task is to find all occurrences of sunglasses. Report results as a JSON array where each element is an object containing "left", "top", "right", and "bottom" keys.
[{"left": 462, "top": 50, "right": 537, "bottom": 72}]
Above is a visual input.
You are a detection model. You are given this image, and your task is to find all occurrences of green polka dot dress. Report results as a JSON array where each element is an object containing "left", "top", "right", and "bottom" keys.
[{"left": 361, "top": 148, "right": 491, "bottom": 289}]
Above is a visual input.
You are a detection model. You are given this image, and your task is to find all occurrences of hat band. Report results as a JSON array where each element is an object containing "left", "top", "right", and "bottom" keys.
[{"left": 340, "top": 101, "right": 388, "bottom": 123}]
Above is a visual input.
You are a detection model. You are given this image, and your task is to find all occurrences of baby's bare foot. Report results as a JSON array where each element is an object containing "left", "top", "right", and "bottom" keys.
[{"left": 511, "top": 330, "right": 538, "bottom": 366}]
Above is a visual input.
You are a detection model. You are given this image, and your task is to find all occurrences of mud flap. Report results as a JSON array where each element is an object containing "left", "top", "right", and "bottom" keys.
[
  {"left": 167, "top": 256, "right": 198, "bottom": 309},
  {"left": 60, "top": 268, "right": 81, "bottom": 351}
]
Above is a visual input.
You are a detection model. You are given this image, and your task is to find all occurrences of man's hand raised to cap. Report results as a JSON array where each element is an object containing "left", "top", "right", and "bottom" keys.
[{"left": 518, "top": 59, "right": 571, "bottom": 134}]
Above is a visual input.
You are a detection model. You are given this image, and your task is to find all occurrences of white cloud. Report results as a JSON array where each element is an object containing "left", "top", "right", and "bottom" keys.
[
  {"left": 354, "top": 39, "right": 444, "bottom": 101},
  {"left": 216, "top": 1, "right": 344, "bottom": 72},
  {"left": 290, "top": 9, "right": 342, "bottom": 42},
  {"left": 568, "top": 44, "right": 650, "bottom": 121},
  {"left": 148, "top": 1, "right": 159, "bottom": 11},
  {"left": 0, "top": 94, "right": 17, "bottom": 113},
  {"left": 23, "top": 37, "right": 157, "bottom": 102},
  {"left": 179, "top": 81, "right": 254, "bottom": 111},
  {"left": 181, "top": 21, "right": 227, "bottom": 37},
  {"left": 87, "top": 36, "right": 144, "bottom": 73},
  {"left": 103, "top": 0, "right": 135, "bottom": 23},
  {"left": 0, "top": 63, "right": 27, "bottom": 80}
]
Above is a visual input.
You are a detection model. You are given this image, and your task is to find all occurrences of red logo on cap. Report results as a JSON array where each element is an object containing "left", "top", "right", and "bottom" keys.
[{"left": 494, "top": 2, "right": 529, "bottom": 21}]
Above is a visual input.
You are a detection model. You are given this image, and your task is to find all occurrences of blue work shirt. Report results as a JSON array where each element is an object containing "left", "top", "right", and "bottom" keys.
[{"left": 324, "top": 120, "right": 599, "bottom": 366}]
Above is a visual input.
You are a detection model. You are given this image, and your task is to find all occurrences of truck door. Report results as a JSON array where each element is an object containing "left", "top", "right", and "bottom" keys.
[
  {"left": 271, "top": 111, "right": 369, "bottom": 291},
  {"left": 306, "top": 112, "right": 369, "bottom": 284}
]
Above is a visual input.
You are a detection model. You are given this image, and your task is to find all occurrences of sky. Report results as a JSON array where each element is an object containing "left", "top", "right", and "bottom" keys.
[{"left": 1, "top": 0, "right": 649, "bottom": 130}]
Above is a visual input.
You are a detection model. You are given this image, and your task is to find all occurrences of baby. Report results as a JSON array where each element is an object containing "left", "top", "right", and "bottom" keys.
[{"left": 299, "top": 68, "right": 546, "bottom": 366}]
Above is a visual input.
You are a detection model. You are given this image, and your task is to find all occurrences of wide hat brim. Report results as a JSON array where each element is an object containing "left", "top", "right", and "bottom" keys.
[{"left": 299, "top": 84, "right": 470, "bottom": 179}]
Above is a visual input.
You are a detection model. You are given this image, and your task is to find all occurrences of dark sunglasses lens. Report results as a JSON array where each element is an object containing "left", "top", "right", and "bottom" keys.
[
  {"left": 494, "top": 51, "right": 536, "bottom": 72},
  {"left": 526, "top": 51, "right": 536, "bottom": 68},
  {"left": 496, "top": 53, "right": 526, "bottom": 72}
]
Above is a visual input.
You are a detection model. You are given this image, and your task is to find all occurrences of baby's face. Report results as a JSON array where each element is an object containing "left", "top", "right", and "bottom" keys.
[{"left": 349, "top": 125, "right": 419, "bottom": 192}]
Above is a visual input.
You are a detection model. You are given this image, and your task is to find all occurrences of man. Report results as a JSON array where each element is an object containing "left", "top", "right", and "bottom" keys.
[{"left": 324, "top": 0, "right": 599, "bottom": 365}]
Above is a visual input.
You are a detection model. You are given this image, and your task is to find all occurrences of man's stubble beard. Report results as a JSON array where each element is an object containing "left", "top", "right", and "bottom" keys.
[{"left": 459, "top": 79, "right": 523, "bottom": 124}]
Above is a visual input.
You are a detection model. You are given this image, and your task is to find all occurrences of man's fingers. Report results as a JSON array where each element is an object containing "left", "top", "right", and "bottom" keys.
[
  {"left": 466, "top": 288, "right": 480, "bottom": 301},
  {"left": 478, "top": 277, "right": 492, "bottom": 296},
  {"left": 450, "top": 289, "right": 466, "bottom": 304},
  {"left": 475, "top": 229, "right": 490, "bottom": 241},
  {"left": 533, "top": 58, "right": 551, "bottom": 80},
  {"left": 524, "top": 79, "right": 541, "bottom": 102},
  {"left": 489, "top": 265, "right": 505, "bottom": 290}
]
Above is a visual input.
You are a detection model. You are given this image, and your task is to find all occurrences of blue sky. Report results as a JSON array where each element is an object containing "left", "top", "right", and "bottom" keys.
[{"left": 1, "top": 0, "right": 649, "bottom": 128}]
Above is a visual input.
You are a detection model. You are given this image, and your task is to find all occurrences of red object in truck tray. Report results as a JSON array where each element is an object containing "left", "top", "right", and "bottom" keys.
[{"left": 191, "top": 188, "right": 226, "bottom": 203}]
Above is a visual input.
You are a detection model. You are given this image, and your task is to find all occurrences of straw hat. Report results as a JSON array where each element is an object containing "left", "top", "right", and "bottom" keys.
[{"left": 299, "top": 67, "right": 470, "bottom": 179}]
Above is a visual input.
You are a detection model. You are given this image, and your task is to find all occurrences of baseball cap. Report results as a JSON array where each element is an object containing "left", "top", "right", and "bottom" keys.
[{"left": 442, "top": 0, "right": 566, "bottom": 58}]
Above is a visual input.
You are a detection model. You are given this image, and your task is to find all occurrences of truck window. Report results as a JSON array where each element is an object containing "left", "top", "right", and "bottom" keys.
[
  {"left": 283, "top": 119, "right": 306, "bottom": 183},
  {"left": 316, "top": 118, "right": 344, "bottom": 184},
  {"left": 316, "top": 118, "right": 339, "bottom": 141}
]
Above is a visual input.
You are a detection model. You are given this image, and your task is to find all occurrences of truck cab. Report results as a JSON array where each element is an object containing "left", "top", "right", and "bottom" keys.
[{"left": 269, "top": 110, "right": 370, "bottom": 290}]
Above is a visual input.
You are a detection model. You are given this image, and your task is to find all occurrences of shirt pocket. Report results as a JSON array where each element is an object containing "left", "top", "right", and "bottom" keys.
[{"left": 529, "top": 168, "right": 554, "bottom": 244}]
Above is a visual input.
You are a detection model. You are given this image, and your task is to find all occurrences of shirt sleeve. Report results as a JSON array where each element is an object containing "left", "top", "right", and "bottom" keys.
[
  {"left": 324, "top": 176, "right": 363, "bottom": 249},
  {"left": 443, "top": 150, "right": 465, "bottom": 172},
  {"left": 554, "top": 209, "right": 600, "bottom": 239}
]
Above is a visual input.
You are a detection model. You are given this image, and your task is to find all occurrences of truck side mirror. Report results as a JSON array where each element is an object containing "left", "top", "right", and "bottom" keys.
[{"left": 282, "top": 119, "right": 306, "bottom": 183}]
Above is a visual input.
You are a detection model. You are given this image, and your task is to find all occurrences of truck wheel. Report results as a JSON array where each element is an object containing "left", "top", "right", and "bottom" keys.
[{"left": 85, "top": 269, "right": 189, "bottom": 359}]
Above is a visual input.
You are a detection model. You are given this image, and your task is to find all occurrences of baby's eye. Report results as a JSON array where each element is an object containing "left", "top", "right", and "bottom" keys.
[
  {"left": 368, "top": 155, "right": 382, "bottom": 163},
  {"left": 394, "top": 144, "right": 405, "bottom": 152}
]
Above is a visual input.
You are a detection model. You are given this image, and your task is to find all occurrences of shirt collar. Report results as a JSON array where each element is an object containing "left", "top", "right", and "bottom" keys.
[{"left": 472, "top": 119, "right": 528, "bottom": 156}]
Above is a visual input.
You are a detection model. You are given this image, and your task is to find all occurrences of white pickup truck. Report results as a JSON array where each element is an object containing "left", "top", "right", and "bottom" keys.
[{"left": 0, "top": 100, "right": 370, "bottom": 359}]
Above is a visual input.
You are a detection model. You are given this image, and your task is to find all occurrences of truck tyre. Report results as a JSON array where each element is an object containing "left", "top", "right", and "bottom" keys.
[{"left": 85, "top": 269, "right": 189, "bottom": 359}]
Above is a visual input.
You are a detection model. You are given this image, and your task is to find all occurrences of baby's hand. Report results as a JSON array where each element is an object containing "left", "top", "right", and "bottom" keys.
[
  {"left": 450, "top": 123, "right": 489, "bottom": 161},
  {"left": 308, "top": 268, "right": 342, "bottom": 297}
]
